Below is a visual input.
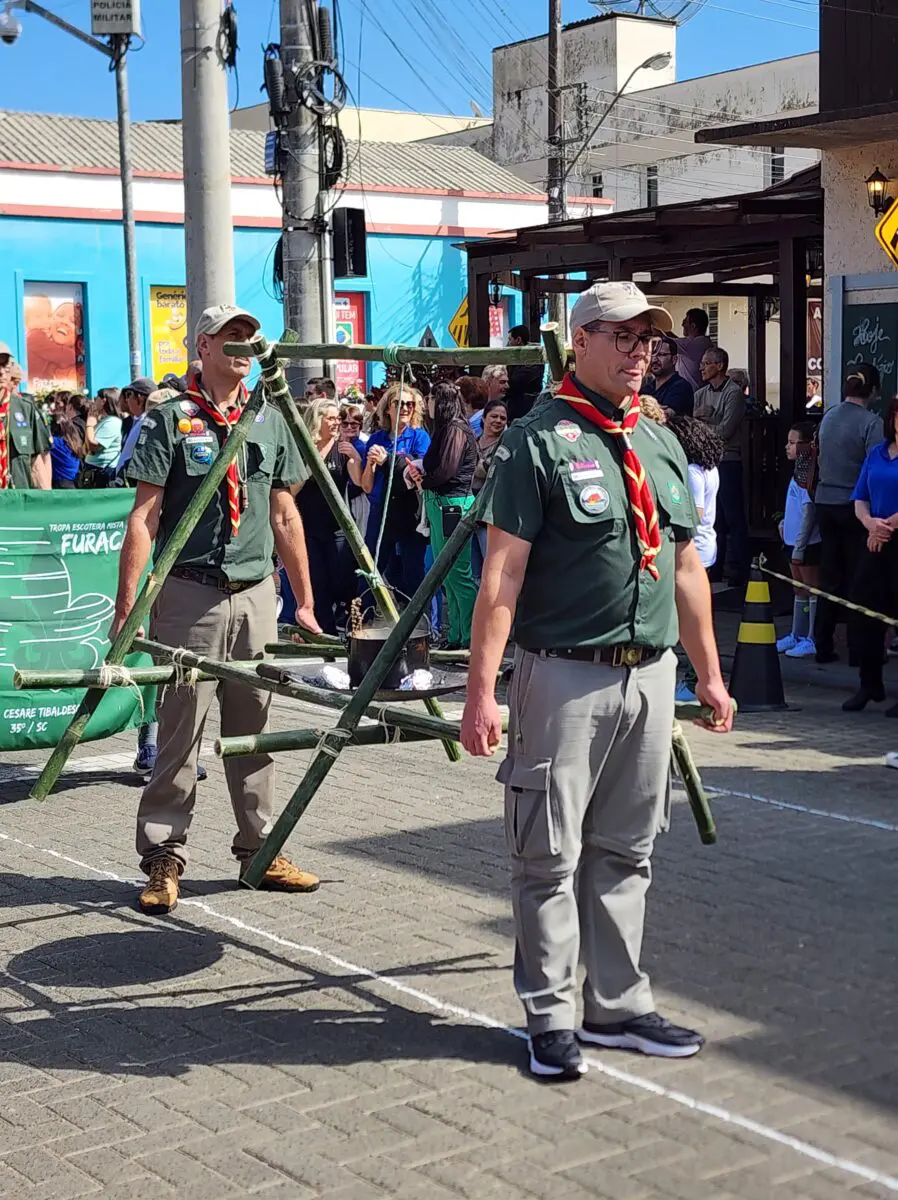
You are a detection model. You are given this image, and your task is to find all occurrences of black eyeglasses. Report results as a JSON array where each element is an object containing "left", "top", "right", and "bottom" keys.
[{"left": 584, "top": 324, "right": 660, "bottom": 355}]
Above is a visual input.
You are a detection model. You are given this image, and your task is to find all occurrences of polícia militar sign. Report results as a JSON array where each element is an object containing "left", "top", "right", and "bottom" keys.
[{"left": 0, "top": 490, "right": 149, "bottom": 752}]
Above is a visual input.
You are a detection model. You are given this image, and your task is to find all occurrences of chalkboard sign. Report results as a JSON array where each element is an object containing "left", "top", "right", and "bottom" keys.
[{"left": 842, "top": 303, "right": 898, "bottom": 409}]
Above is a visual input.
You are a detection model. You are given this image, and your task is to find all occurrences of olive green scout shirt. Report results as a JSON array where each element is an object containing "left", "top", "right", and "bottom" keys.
[
  {"left": 478, "top": 378, "right": 697, "bottom": 649},
  {"left": 5, "top": 395, "right": 50, "bottom": 490},
  {"left": 127, "top": 393, "right": 307, "bottom": 583}
]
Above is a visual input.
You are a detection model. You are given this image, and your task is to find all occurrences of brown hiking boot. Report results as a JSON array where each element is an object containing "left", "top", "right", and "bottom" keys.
[
  {"left": 241, "top": 854, "right": 320, "bottom": 892},
  {"left": 138, "top": 856, "right": 180, "bottom": 915}
]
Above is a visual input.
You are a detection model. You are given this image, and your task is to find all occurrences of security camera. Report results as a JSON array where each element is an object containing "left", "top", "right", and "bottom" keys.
[{"left": 0, "top": 11, "right": 21, "bottom": 44}]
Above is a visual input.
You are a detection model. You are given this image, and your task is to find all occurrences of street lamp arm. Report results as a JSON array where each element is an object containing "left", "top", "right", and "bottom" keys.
[
  {"left": 15, "top": 0, "right": 113, "bottom": 56},
  {"left": 561, "top": 52, "right": 671, "bottom": 187},
  {"left": 562, "top": 65, "right": 642, "bottom": 186}
]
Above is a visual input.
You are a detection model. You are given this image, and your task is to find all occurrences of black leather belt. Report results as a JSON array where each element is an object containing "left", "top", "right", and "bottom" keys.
[
  {"left": 170, "top": 566, "right": 264, "bottom": 594},
  {"left": 535, "top": 645, "right": 665, "bottom": 668}
]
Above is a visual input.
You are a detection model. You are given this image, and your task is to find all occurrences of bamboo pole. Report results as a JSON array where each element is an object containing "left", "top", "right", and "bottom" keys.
[
  {"left": 216, "top": 725, "right": 436, "bottom": 758},
  {"left": 671, "top": 722, "right": 716, "bottom": 845},
  {"left": 279, "top": 624, "right": 343, "bottom": 646},
  {"left": 253, "top": 329, "right": 459, "bottom": 763},
  {"left": 225, "top": 341, "right": 546, "bottom": 367},
  {"left": 14, "top": 660, "right": 278, "bottom": 690},
  {"left": 540, "top": 321, "right": 569, "bottom": 383},
  {"left": 131, "top": 639, "right": 466, "bottom": 742},
  {"left": 264, "top": 641, "right": 470, "bottom": 665},
  {"left": 240, "top": 507, "right": 481, "bottom": 889},
  {"left": 29, "top": 370, "right": 275, "bottom": 801}
]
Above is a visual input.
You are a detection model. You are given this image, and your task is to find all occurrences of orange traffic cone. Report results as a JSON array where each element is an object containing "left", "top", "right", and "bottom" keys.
[{"left": 728, "top": 563, "right": 787, "bottom": 712}]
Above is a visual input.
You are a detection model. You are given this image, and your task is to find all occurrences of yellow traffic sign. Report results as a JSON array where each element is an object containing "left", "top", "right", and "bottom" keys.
[
  {"left": 448, "top": 296, "right": 469, "bottom": 347},
  {"left": 875, "top": 199, "right": 898, "bottom": 269}
]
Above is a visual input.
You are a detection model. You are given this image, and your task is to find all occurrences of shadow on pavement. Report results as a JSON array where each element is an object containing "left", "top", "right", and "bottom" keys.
[{"left": 0, "top": 872, "right": 519, "bottom": 1080}]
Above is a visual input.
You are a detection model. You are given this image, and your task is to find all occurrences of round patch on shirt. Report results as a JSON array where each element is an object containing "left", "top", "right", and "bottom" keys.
[
  {"left": 190, "top": 444, "right": 213, "bottom": 465},
  {"left": 177, "top": 418, "right": 192, "bottom": 434},
  {"left": 667, "top": 480, "right": 683, "bottom": 505},
  {"left": 190, "top": 418, "right": 206, "bottom": 435},
  {"left": 554, "top": 419, "right": 581, "bottom": 443},
  {"left": 579, "top": 484, "right": 610, "bottom": 515},
  {"left": 179, "top": 400, "right": 199, "bottom": 416}
]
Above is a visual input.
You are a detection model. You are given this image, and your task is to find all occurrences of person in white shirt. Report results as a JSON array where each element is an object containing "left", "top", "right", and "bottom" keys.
[
  {"left": 777, "top": 421, "right": 822, "bottom": 659},
  {"left": 665, "top": 413, "right": 724, "bottom": 702}
]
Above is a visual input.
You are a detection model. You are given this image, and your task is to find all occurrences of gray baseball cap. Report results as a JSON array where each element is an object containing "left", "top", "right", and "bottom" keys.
[
  {"left": 570, "top": 282, "right": 673, "bottom": 334},
  {"left": 194, "top": 304, "right": 260, "bottom": 342}
]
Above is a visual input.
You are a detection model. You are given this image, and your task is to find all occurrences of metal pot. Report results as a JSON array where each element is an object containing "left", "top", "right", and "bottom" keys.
[{"left": 347, "top": 620, "right": 431, "bottom": 690}]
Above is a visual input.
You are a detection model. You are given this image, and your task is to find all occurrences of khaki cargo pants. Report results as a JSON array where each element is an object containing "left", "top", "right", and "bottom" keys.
[
  {"left": 499, "top": 646, "right": 675, "bottom": 1034},
  {"left": 136, "top": 575, "right": 277, "bottom": 874}
]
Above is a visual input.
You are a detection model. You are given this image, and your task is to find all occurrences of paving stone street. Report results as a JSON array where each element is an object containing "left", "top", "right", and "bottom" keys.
[{"left": 0, "top": 647, "right": 897, "bottom": 1199}]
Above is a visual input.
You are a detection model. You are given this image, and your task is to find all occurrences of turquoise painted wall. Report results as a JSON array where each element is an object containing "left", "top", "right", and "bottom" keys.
[{"left": 0, "top": 215, "right": 496, "bottom": 391}]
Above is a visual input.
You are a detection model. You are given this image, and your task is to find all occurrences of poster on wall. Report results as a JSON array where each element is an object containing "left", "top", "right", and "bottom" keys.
[
  {"left": 149, "top": 286, "right": 189, "bottom": 382},
  {"left": 23, "top": 281, "right": 87, "bottom": 394},
  {"left": 0, "top": 490, "right": 149, "bottom": 752},
  {"left": 334, "top": 292, "right": 367, "bottom": 394}
]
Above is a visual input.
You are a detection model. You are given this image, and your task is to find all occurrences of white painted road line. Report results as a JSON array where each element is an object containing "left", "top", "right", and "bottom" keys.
[
  {"left": 0, "top": 825, "right": 895, "bottom": 1194},
  {"left": 710, "top": 787, "right": 898, "bottom": 834}
]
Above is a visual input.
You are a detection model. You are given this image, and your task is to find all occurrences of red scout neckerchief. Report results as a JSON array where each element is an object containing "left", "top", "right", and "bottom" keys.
[
  {"left": 184, "top": 370, "right": 247, "bottom": 537},
  {"left": 557, "top": 373, "right": 662, "bottom": 580},
  {"left": 0, "top": 388, "right": 10, "bottom": 491}
]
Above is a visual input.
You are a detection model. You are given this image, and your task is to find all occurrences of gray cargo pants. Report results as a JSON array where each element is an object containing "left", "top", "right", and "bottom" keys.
[
  {"left": 499, "top": 646, "right": 675, "bottom": 1034},
  {"left": 136, "top": 574, "right": 277, "bottom": 874}
]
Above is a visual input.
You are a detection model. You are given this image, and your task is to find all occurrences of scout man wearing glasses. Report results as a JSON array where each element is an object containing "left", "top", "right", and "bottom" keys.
[
  {"left": 461, "top": 282, "right": 733, "bottom": 1081},
  {"left": 112, "top": 304, "right": 322, "bottom": 916}
]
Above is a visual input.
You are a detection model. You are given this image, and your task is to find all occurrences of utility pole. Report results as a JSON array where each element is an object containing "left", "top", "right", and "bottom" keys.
[
  {"left": 546, "top": 0, "right": 567, "bottom": 333},
  {"left": 280, "top": 0, "right": 325, "bottom": 395},
  {"left": 112, "top": 35, "right": 141, "bottom": 377},
  {"left": 4, "top": 3, "right": 143, "bottom": 376},
  {"left": 180, "top": 0, "right": 235, "bottom": 355}
]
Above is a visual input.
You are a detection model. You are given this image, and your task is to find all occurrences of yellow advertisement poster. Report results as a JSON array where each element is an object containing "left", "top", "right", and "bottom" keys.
[{"left": 149, "top": 286, "right": 188, "bottom": 381}]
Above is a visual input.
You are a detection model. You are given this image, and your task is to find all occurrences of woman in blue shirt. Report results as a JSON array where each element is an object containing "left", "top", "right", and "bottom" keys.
[
  {"left": 846, "top": 394, "right": 898, "bottom": 713},
  {"left": 361, "top": 382, "right": 430, "bottom": 603}
]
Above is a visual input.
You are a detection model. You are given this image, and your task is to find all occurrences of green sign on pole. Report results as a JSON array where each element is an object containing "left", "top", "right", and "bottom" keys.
[{"left": 0, "top": 490, "right": 148, "bottom": 752}]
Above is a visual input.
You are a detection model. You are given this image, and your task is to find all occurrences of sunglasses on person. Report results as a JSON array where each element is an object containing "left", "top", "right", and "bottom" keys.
[{"left": 341, "top": 417, "right": 361, "bottom": 427}]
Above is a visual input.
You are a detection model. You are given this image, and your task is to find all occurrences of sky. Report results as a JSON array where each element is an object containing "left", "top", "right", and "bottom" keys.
[{"left": 0, "top": 0, "right": 818, "bottom": 123}]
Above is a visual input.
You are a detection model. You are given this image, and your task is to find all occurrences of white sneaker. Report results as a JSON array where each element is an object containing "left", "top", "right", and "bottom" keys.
[
  {"left": 785, "top": 636, "right": 816, "bottom": 658},
  {"left": 776, "top": 633, "right": 798, "bottom": 653}
]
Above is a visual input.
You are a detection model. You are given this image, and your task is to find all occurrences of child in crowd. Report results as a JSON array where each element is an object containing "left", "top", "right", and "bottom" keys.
[{"left": 777, "top": 420, "right": 822, "bottom": 658}]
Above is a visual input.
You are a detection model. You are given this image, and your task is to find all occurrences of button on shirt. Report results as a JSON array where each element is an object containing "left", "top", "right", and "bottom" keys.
[
  {"left": 851, "top": 441, "right": 898, "bottom": 518},
  {"left": 4, "top": 396, "right": 51, "bottom": 489},
  {"left": 127, "top": 394, "right": 307, "bottom": 583},
  {"left": 477, "top": 389, "right": 696, "bottom": 650}
]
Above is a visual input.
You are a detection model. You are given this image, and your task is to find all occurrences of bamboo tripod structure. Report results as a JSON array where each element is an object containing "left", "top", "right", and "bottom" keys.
[{"left": 24, "top": 325, "right": 717, "bottom": 881}]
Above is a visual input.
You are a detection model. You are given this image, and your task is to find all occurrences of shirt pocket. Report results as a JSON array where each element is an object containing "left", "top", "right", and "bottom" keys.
[
  {"left": 497, "top": 753, "right": 559, "bottom": 859},
  {"left": 9, "top": 421, "right": 34, "bottom": 457},
  {"left": 559, "top": 472, "right": 625, "bottom": 540},
  {"left": 182, "top": 435, "right": 218, "bottom": 476},
  {"left": 246, "top": 441, "right": 273, "bottom": 483},
  {"left": 655, "top": 480, "right": 694, "bottom": 540}
]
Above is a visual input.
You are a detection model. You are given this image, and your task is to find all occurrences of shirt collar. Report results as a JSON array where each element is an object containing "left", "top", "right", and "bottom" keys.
[{"left": 570, "top": 373, "right": 628, "bottom": 421}]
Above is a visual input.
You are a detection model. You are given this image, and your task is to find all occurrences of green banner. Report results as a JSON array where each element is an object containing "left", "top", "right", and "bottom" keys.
[{"left": 0, "top": 490, "right": 149, "bottom": 752}]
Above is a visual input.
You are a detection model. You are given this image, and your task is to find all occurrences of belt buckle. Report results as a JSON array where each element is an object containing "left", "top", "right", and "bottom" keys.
[{"left": 613, "top": 645, "right": 642, "bottom": 668}]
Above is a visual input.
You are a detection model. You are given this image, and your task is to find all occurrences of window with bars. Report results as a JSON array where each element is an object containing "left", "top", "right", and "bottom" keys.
[
  {"left": 765, "top": 146, "right": 785, "bottom": 187},
  {"left": 592, "top": 173, "right": 604, "bottom": 198},
  {"left": 645, "top": 165, "right": 659, "bottom": 209},
  {"left": 703, "top": 301, "right": 719, "bottom": 343}
]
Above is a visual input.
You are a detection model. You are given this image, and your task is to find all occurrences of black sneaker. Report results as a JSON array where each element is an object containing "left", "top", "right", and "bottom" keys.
[
  {"left": 578, "top": 1012, "right": 704, "bottom": 1059},
  {"left": 528, "top": 1030, "right": 587, "bottom": 1080}
]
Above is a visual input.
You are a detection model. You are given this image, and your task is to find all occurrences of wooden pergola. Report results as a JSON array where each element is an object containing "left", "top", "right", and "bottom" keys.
[{"left": 462, "top": 165, "right": 823, "bottom": 424}]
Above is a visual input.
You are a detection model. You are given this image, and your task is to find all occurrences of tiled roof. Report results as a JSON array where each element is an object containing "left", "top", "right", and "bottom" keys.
[{"left": 0, "top": 109, "right": 536, "bottom": 195}]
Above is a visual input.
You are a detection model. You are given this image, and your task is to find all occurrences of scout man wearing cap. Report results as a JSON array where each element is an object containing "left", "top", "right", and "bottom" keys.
[
  {"left": 0, "top": 342, "right": 51, "bottom": 490},
  {"left": 461, "top": 282, "right": 734, "bottom": 1081},
  {"left": 111, "top": 304, "right": 323, "bottom": 915},
  {"left": 114, "top": 377, "right": 159, "bottom": 477}
]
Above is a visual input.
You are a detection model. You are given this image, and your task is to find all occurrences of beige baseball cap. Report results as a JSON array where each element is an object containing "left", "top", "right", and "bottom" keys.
[
  {"left": 570, "top": 282, "right": 673, "bottom": 334},
  {"left": 0, "top": 341, "right": 11, "bottom": 359},
  {"left": 194, "top": 304, "right": 260, "bottom": 342}
]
